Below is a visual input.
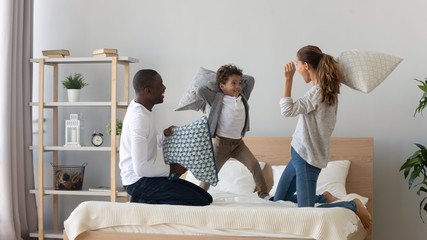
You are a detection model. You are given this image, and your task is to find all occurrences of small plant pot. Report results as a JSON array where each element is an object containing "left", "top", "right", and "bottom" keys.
[
  {"left": 116, "top": 135, "right": 121, "bottom": 148},
  {"left": 67, "top": 89, "right": 81, "bottom": 102}
]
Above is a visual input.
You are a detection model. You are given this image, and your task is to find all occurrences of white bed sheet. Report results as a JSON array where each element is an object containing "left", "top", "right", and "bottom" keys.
[{"left": 64, "top": 191, "right": 367, "bottom": 240}]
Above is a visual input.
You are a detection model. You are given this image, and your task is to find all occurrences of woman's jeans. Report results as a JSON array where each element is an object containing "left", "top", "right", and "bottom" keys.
[
  {"left": 124, "top": 177, "right": 213, "bottom": 206},
  {"left": 274, "top": 147, "right": 356, "bottom": 212}
]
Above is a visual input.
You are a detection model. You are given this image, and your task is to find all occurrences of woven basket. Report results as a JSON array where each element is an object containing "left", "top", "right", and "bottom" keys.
[{"left": 52, "top": 163, "right": 87, "bottom": 190}]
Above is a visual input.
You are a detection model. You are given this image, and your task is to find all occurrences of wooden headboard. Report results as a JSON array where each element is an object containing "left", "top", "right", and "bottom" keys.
[{"left": 243, "top": 136, "right": 373, "bottom": 240}]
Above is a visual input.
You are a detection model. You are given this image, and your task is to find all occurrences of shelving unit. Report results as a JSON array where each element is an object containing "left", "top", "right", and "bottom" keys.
[{"left": 29, "top": 56, "right": 138, "bottom": 239}]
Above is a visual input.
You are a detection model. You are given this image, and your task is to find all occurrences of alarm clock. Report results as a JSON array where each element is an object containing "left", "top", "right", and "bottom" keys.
[{"left": 91, "top": 132, "right": 103, "bottom": 147}]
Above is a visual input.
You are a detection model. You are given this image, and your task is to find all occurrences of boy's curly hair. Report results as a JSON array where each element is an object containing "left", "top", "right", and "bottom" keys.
[{"left": 216, "top": 64, "right": 243, "bottom": 86}]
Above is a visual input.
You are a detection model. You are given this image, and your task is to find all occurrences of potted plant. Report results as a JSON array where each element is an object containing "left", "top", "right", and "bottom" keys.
[
  {"left": 400, "top": 78, "right": 427, "bottom": 223},
  {"left": 62, "top": 73, "right": 88, "bottom": 102},
  {"left": 106, "top": 119, "right": 122, "bottom": 148}
]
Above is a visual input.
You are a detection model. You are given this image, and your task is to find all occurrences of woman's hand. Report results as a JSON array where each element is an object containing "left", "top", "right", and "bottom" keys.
[
  {"left": 284, "top": 61, "right": 296, "bottom": 80},
  {"left": 283, "top": 62, "right": 295, "bottom": 98},
  {"left": 163, "top": 126, "right": 175, "bottom": 136}
]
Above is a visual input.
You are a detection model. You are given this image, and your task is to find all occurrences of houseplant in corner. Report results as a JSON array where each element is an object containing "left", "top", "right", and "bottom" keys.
[
  {"left": 106, "top": 119, "right": 122, "bottom": 148},
  {"left": 400, "top": 78, "right": 427, "bottom": 223},
  {"left": 62, "top": 73, "right": 88, "bottom": 102}
]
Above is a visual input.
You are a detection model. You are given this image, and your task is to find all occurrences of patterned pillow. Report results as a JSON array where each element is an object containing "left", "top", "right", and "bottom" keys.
[
  {"left": 163, "top": 116, "right": 218, "bottom": 186},
  {"left": 337, "top": 50, "right": 403, "bottom": 93}
]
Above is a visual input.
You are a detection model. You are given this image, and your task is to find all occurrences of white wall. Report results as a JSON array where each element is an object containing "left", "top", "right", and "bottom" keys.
[{"left": 33, "top": 0, "right": 427, "bottom": 239}]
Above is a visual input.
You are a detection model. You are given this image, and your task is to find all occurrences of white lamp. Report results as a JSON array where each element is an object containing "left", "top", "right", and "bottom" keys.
[{"left": 65, "top": 114, "right": 81, "bottom": 147}]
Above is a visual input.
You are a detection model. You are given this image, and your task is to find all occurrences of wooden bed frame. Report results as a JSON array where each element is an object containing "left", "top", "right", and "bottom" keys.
[{"left": 64, "top": 136, "right": 373, "bottom": 240}]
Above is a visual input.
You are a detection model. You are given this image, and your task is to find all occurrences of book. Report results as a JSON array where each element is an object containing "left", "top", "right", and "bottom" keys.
[
  {"left": 93, "top": 53, "right": 118, "bottom": 57},
  {"left": 42, "top": 49, "right": 70, "bottom": 56},
  {"left": 46, "top": 54, "right": 64, "bottom": 58},
  {"left": 92, "top": 48, "right": 118, "bottom": 55}
]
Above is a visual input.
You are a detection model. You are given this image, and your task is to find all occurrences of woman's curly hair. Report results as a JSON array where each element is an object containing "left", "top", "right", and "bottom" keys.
[{"left": 216, "top": 64, "right": 243, "bottom": 86}]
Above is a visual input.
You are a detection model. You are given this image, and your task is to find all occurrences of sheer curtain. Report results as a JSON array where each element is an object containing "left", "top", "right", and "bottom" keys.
[{"left": 0, "top": 0, "right": 37, "bottom": 240}]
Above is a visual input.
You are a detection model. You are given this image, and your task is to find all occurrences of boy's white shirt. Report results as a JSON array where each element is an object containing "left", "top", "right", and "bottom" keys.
[{"left": 216, "top": 95, "right": 246, "bottom": 139}]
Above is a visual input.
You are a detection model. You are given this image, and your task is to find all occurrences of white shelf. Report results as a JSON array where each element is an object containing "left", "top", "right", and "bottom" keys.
[
  {"left": 29, "top": 101, "right": 129, "bottom": 107},
  {"left": 29, "top": 188, "right": 128, "bottom": 197},
  {"left": 29, "top": 146, "right": 116, "bottom": 151},
  {"left": 30, "top": 56, "right": 139, "bottom": 64},
  {"left": 29, "top": 230, "right": 63, "bottom": 239}
]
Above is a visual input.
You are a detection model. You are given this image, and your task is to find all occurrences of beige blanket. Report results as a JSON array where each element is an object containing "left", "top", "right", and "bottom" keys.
[{"left": 64, "top": 197, "right": 365, "bottom": 240}]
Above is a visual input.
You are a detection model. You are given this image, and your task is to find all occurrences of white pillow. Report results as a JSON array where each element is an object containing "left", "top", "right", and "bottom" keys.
[
  {"left": 186, "top": 160, "right": 265, "bottom": 195},
  {"left": 337, "top": 50, "right": 403, "bottom": 93},
  {"left": 269, "top": 165, "right": 286, "bottom": 196},
  {"left": 269, "top": 160, "right": 350, "bottom": 198},
  {"left": 316, "top": 160, "right": 350, "bottom": 197}
]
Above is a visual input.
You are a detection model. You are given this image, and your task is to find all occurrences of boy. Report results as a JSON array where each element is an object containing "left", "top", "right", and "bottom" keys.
[{"left": 196, "top": 64, "right": 269, "bottom": 199}]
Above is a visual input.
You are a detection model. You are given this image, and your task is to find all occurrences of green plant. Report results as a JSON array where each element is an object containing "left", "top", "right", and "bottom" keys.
[
  {"left": 400, "top": 78, "right": 427, "bottom": 223},
  {"left": 106, "top": 119, "right": 122, "bottom": 135},
  {"left": 414, "top": 78, "right": 427, "bottom": 116},
  {"left": 400, "top": 144, "right": 427, "bottom": 222},
  {"left": 62, "top": 73, "right": 88, "bottom": 89}
]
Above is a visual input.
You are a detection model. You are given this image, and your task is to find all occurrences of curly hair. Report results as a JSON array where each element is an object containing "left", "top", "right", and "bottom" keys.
[
  {"left": 216, "top": 64, "right": 243, "bottom": 86},
  {"left": 297, "top": 45, "right": 341, "bottom": 106}
]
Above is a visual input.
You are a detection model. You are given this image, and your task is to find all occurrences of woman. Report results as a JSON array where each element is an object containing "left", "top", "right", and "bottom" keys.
[{"left": 272, "top": 45, "right": 372, "bottom": 231}]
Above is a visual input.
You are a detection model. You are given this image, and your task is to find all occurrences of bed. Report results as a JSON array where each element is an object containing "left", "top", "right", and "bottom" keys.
[{"left": 64, "top": 136, "right": 373, "bottom": 240}]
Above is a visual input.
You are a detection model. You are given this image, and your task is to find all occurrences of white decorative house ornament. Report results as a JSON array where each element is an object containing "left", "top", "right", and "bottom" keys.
[{"left": 65, "top": 114, "right": 81, "bottom": 147}]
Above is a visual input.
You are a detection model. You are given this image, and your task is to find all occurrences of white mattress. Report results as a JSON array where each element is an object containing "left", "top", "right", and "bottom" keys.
[{"left": 64, "top": 191, "right": 367, "bottom": 240}]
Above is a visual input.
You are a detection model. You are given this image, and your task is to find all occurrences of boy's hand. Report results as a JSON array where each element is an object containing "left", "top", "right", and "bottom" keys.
[
  {"left": 163, "top": 125, "right": 175, "bottom": 136},
  {"left": 169, "top": 163, "right": 187, "bottom": 174}
]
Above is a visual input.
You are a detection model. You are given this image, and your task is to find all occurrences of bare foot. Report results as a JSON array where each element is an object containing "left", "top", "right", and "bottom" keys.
[
  {"left": 353, "top": 198, "right": 372, "bottom": 231},
  {"left": 323, "top": 191, "right": 339, "bottom": 203}
]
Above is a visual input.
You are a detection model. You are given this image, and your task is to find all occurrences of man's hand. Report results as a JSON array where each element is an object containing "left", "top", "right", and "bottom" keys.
[
  {"left": 169, "top": 163, "right": 187, "bottom": 174},
  {"left": 163, "top": 125, "right": 175, "bottom": 136}
]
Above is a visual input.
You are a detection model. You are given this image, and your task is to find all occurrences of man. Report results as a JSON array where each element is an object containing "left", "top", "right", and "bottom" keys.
[{"left": 119, "top": 69, "right": 212, "bottom": 206}]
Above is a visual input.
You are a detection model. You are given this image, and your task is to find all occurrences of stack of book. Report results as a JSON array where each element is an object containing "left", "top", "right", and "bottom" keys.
[
  {"left": 42, "top": 49, "right": 70, "bottom": 58},
  {"left": 92, "top": 48, "right": 118, "bottom": 57}
]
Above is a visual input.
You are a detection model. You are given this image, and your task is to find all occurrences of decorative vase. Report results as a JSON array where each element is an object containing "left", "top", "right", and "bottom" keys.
[{"left": 67, "top": 89, "right": 81, "bottom": 102}]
